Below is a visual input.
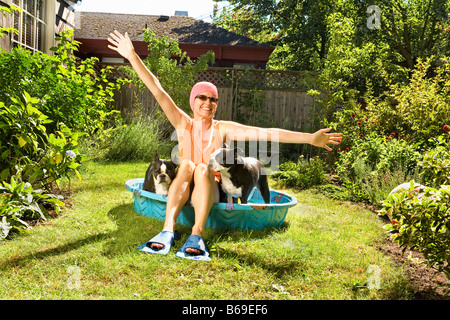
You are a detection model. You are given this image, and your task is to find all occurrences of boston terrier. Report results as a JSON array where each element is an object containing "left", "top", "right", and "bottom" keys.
[
  {"left": 142, "top": 151, "right": 178, "bottom": 196},
  {"left": 208, "top": 145, "right": 271, "bottom": 204}
]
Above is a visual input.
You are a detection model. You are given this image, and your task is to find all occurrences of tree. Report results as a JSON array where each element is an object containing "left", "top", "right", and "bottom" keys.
[
  {"left": 214, "top": 0, "right": 450, "bottom": 72},
  {"left": 214, "top": 0, "right": 339, "bottom": 71},
  {"left": 355, "top": 0, "right": 450, "bottom": 70}
]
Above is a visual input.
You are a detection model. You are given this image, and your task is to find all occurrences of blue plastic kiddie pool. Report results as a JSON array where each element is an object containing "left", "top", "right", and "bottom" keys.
[{"left": 125, "top": 178, "right": 298, "bottom": 230}]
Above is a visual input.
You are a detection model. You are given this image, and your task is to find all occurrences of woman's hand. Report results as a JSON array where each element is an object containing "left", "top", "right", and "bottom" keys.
[
  {"left": 107, "top": 30, "right": 135, "bottom": 61},
  {"left": 311, "top": 128, "right": 342, "bottom": 151}
]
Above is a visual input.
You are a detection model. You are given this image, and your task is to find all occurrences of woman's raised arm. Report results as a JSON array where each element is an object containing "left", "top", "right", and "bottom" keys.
[{"left": 107, "top": 30, "right": 190, "bottom": 130}]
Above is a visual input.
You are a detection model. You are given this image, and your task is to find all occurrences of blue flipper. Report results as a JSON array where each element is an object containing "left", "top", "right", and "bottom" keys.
[
  {"left": 136, "top": 230, "right": 180, "bottom": 255},
  {"left": 176, "top": 235, "right": 211, "bottom": 261}
]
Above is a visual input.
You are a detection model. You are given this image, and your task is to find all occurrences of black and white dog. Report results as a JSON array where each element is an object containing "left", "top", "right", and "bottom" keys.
[
  {"left": 208, "top": 145, "right": 271, "bottom": 204},
  {"left": 142, "top": 151, "right": 178, "bottom": 196}
]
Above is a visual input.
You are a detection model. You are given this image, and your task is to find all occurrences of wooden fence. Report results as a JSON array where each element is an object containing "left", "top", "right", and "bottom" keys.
[{"left": 112, "top": 67, "right": 322, "bottom": 131}]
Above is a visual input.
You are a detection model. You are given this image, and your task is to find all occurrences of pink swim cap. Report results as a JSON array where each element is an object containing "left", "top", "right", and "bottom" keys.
[{"left": 189, "top": 82, "right": 219, "bottom": 111}]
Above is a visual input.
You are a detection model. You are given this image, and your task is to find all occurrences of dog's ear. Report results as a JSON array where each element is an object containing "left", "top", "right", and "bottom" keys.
[{"left": 153, "top": 150, "right": 159, "bottom": 161}]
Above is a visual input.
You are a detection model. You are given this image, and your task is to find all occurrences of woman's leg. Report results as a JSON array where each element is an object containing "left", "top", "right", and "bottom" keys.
[
  {"left": 185, "top": 164, "right": 219, "bottom": 255},
  {"left": 149, "top": 160, "right": 195, "bottom": 250}
]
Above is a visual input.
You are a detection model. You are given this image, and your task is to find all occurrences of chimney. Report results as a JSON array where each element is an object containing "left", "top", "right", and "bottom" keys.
[{"left": 174, "top": 11, "right": 188, "bottom": 16}]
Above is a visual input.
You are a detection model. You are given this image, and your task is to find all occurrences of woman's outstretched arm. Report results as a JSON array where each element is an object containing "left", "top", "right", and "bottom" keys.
[
  {"left": 220, "top": 121, "right": 342, "bottom": 151},
  {"left": 107, "top": 30, "right": 190, "bottom": 130}
]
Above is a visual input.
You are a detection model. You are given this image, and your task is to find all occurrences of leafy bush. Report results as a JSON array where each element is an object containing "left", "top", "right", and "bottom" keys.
[
  {"left": 334, "top": 131, "right": 421, "bottom": 205},
  {"left": 335, "top": 131, "right": 418, "bottom": 181},
  {"left": 0, "top": 177, "right": 65, "bottom": 240},
  {"left": 272, "top": 156, "right": 329, "bottom": 189},
  {"left": 417, "top": 141, "right": 450, "bottom": 188},
  {"left": 0, "top": 93, "right": 84, "bottom": 189},
  {"left": 379, "top": 182, "right": 450, "bottom": 294},
  {"left": 0, "top": 29, "right": 121, "bottom": 238},
  {"left": 91, "top": 114, "right": 175, "bottom": 162},
  {"left": 332, "top": 57, "right": 450, "bottom": 147},
  {"left": 0, "top": 29, "right": 124, "bottom": 134}
]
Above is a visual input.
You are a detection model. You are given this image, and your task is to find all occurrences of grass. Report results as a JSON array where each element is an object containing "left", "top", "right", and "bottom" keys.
[{"left": 0, "top": 160, "right": 412, "bottom": 300}]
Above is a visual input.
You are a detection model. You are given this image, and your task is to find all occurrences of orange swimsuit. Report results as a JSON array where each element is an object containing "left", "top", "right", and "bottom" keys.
[{"left": 178, "top": 119, "right": 223, "bottom": 181}]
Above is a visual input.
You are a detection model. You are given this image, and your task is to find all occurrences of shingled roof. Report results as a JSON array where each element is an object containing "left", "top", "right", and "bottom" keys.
[{"left": 74, "top": 12, "right": 269, "bottom": 47}]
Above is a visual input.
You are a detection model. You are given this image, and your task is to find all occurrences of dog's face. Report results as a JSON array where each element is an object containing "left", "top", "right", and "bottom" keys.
[
  {"left": 208, "top": 144, "right": 244, "bottom": 172},
  {"left": 152, "top": 153, "right": 177, "bottom": 186}
]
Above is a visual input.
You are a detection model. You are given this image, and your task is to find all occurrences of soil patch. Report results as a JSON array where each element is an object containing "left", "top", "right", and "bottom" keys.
[{"left": 377, "top": 236, "right": 449, "bottom": 300}]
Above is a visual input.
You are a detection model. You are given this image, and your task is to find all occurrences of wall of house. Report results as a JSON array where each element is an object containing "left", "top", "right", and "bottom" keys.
[
  {"left": 0, "top": 0, "right": 13, "bottom": 52},
  {"left": 0, "top": 0, "right": 76, "bottom": 53}
]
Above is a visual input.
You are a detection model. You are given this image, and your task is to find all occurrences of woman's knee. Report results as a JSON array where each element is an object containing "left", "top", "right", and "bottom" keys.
[
  {"left": 177, "top": 160, "right": 196, "bottom": 177},
  {"left": 193, "top": 163, "right": 210, "bottom": 179}
]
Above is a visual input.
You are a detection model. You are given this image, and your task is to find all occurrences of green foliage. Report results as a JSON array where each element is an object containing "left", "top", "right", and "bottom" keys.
[
  {"left": 0, "top": 29, "right": 124, "bottom": 237},
  {"left": 0, "top": 29, "right": 124, "bottom": 134},
  {"left": 417, "top": 142, "right": 450, "bottom": 188},
  {"left": 379, "top": 57, "right": 450, "bottom": 139},
  {"left": 311, "top": 184, "right": 352, "bottom": 202},
  {"left": 334, "top": 131, "right": 420, "bottom": 205},
  {"left": 215, "top": 0, "right": 339, "bottom": 71},
  {"left": 96, "top": 115, "right": 175, "bottom": 162},
  {"left": 122, "top": 29, "right": 215, "bottom": 114},
  {"left": 0, "top": 4, "right": 20, "bottom": 38},
  {"left": 272, "top": 156, "right": 329, "bottom": 189},
  {"left": 0, "top": 176, "right": 65, "bottom": 240},
  {"left": 375, "top": 0, "right": 450, "bottom": 70},
  {"left": 335, "top": 131, "right": 418, "bottom": 179},
  {"left": 217, "top": 0, "right": 450, "bottom": 77},
  {"left": 380, "top": 182, "right": 450, "bottom": 293},
  {"left": 212, "top": 4, "right": 275, "bottom": 44},
  {"left": 0, "top": 94, "right": 84, "bottom": 189}
]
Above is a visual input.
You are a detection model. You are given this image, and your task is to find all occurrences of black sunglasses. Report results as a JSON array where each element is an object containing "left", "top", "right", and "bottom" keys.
[{"left": 196, "top": 94, "right": 219, "bottom": 104}]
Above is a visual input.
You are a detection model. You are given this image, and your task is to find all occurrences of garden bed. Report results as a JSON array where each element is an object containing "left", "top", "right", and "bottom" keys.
[{"left": 377, "top": 237, "right": 449, "bottom": 300}]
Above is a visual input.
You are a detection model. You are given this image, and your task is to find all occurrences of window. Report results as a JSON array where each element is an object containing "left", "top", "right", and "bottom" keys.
[{"left": 12, "top": 0, "right": 45, "bottom": 52}]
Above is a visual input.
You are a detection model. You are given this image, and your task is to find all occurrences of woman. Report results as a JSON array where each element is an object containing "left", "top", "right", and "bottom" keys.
[{"left": 107, "top": 31, "right": 342, "bottom": 261}]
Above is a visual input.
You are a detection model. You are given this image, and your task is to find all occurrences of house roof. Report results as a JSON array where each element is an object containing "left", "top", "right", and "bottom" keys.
[{"left": 74, "top": 12, "right": 270, "bottom": 47}]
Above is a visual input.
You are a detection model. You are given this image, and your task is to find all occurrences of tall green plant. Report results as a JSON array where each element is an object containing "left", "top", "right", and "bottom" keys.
[
  {"left": 380, "top": 182, "right": 450, "bottom": 294},
  {"left": 0, "top": 177, "right": 65, "bottom": 240},
  {"left": 0, "top": 29, "right": 124, "bottom": 134},
  {"left": 0, "top": 4, "right": 20, "bottom": 38},
  {"left": 0, "top": 93, "right": 83, "bottom": 189}
]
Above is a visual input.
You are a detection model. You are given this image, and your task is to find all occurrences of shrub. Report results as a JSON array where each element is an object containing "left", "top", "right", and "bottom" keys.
[
  {"left": 94, "top": 115, "right": 175, "bottom": 162},
  {"left": 334, "top": 131, "right": 421, "bottom": 205},
  {"left": 0, "top": 177, "right": 65, "bottom": 240},
  {"left": 0, "top": 93, "right": 84, "bottom": 189},
  {"left": 335, "top": 131, "right": 418, "bottom": 181},
  {"left": 0, "top": 29, "right": 124, "bottom": 134},
  {"left": 379, "top": 182, "right": 450, "bottom": 294},
  {"left": 272, "top": 156, "right": 329, "bottom": 189},
  {"left": 417, "top": 141, "right": 450, "bottom": 188}
]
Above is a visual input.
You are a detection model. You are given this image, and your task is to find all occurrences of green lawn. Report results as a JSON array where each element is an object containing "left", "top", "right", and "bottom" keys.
[{"left": 0, "top": 160, "right": 412, "bottom": 299}]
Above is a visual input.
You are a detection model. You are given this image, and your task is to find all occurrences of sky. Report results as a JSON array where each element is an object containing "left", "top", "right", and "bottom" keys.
[{"left": 74, "top": 0, "right": 231, "bottom": 22}]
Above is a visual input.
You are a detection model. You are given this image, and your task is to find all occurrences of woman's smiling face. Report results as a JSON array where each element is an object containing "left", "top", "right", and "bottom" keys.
[{"left": 193, "top": 91, "right": 218, "bottom": 119}]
